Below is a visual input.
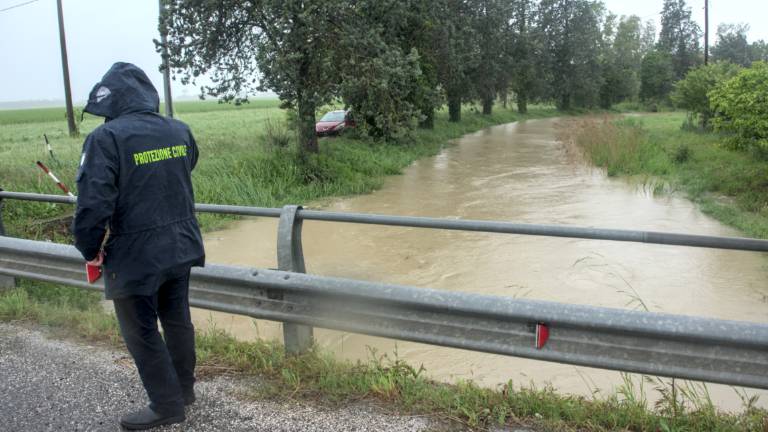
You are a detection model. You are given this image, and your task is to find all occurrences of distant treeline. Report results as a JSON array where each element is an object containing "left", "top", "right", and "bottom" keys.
[{"left": 160, "top": 0, "right": 768, "bottom": 153}]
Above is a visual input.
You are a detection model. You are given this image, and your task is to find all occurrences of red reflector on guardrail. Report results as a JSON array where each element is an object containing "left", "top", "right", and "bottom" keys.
[{"left": 536, "top": 323, "right": 549, "bottom": 349}]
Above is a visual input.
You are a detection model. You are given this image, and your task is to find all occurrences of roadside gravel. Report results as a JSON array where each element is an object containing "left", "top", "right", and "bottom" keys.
[{"left": 0, "top": 322, "right": 435, "bottom": 431}]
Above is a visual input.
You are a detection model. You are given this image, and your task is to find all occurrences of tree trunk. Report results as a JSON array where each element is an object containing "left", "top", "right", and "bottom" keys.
[
  {"left": 297, "top": 96, "right": 318, "bottom": 154},
  {"left": 557, "top": 94, "right": 571, "bottom": 111},
  {"left": 482, "top": 97, "right": 493, "bottom": 115},
  {"left": 419, "top": 106, "right": 435, "bottom": 129},
  {"left": 448, "top": 97, "right": 461, "bottom": 122},
  {"left": 700, "top": 113, "right": 710, "bottom": 130},
  {"left": 500, "top": 89, "right": 508, "bottom": 109},
  {"left": 517, "top": 91, "right": 528, "bottom": 114}
]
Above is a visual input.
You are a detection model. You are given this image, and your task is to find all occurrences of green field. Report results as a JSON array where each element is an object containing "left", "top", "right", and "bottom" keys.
[{"left": 0, "top": 98, "right": 282, "bottom": 125}]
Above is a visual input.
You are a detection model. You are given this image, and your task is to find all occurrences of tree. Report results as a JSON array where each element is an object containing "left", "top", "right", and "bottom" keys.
[
  {"left": 339, "top": 43, "right": 423, "bottom": 139},
  {"left": 433, "top": 0, "right": 479, "bottom": 122},
  {"left": 671, "top": 62, "right": 741, "bottom": 128},
  {"left": 657, "top": 0, "right": 701, "bottom": 79},
  {"left": 640, "top": 19, "right": 657, "bottom": 54},
  {"left": 469, "top": 0, "right": 513, "bottom": 115},
  {"left": 536, "top": 0, "right": 605, "bottom": 110},
  {"left": 357, "top": 0, "right": 441, "bottom": 129},
  {"left": 749, "top": 40, "right": 768, "bottom": 63},
  {"left": 640, "top": 49, "right": 675, "bottom": 104},
  {"left": 160, "top": 0, "right": 348, "bottom": 154},
  {"left": 600, "top": 15, "right": 645, "bottom": 107},
  {"left": 712, "top": 23, "right": 751, "bottom": 66},
  {"left": 509, "top": 0, "right": 538, "bottom": 114}
]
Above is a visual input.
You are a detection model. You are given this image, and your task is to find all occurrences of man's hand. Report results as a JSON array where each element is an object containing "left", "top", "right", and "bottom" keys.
[{"left": 87, "top": 251, "right": 104, "bottom": 267}]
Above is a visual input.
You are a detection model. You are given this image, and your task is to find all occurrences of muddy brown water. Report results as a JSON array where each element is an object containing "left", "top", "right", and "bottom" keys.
[{"left": 196, "top": 118, "right": 768, "bottom": 411}]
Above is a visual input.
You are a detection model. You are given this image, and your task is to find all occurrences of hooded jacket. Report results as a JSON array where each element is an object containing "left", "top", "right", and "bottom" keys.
[{"left": 72, "top": 62, "right": 205, "bottom": 299}]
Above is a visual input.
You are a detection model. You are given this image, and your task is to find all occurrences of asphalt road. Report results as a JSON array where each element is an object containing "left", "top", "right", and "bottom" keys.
[{"left": 0, "top": 322, "right": 437, "bottom": 431}]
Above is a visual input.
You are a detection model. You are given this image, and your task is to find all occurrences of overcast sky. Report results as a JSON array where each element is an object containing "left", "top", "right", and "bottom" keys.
[{"left": 0, "top": 0, "right": 766, "bottom": 105}]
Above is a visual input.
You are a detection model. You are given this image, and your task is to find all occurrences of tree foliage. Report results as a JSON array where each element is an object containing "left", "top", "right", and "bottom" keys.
[
  {"left": 468, "top": 0, "right": 513, "bottom": 115},
  {"left": 340, "top": 44, "right": 422, "bottom": 140},
  {"left": 671, "top": 62, "right": 741, "bottom": 129},
  {"left": 160, "top": 0, "right": 347, "bottom": 153},
  {"left": 712, "top": 24, "right": 752, "bottom": 67},
  {"left": 509, "top": 0, "right": 539, "bottom": 114},
  {"left": 600, "top": 15, "right": 646, "bottom": 107},
  {"left": 158, "top": 0, "right": 760, "bottom": 158},
  {"left": 536, "top": 0, "right": 605, "bottom": 110},
  {"left": 657, "top": 0, "right": 701, "bottom": 79},
  {"left": 433, "top": 0, "right": 479, "bottom": 122},
  {"left": 640, "top": 50, "right": 675, "bottom": 104},
  {"left": 709, "top": 62, "right": 768, "bottom": 153}
]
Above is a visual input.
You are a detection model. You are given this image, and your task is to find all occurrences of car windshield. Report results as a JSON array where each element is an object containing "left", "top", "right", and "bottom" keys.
[{"left": 320, "top": 111, "right": 345, "bottom": 122}]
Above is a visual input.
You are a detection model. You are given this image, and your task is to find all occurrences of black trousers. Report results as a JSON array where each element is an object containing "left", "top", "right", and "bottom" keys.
[{"left": 113, "top": 269, "right": 196, "bottom": 416}]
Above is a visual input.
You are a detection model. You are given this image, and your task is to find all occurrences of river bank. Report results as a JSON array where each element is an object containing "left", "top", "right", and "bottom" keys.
[
  {"left": 559, "top": 113, "right": 768, "bottom": 239},
  {"left": 197, "top": 117, "right": 768, "bottom": 416}
]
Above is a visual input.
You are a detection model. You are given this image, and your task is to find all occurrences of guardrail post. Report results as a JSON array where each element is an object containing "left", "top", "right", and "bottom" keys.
[
  {"left": 277, "top": 205, "right": 313, "bottom": 355},
  {"left": 0, "top": 188, "right": 16, "bottom": 290}
]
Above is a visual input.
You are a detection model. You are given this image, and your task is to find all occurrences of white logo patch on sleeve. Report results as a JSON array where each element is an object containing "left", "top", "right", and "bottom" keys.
[
  {"left": 95, "top": 86, "right": 111, "bottom": 103},
  {"left": 80, "top": 153, "right": 86, "bottom": 167}
]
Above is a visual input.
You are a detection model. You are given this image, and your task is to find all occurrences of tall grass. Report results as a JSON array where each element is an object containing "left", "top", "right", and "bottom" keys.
[
  {"left": 558, "top": 116, "right": 669, "bottom": 177},
  {"left": 560, "top": 113, "right": 768, "bottom": 239}
]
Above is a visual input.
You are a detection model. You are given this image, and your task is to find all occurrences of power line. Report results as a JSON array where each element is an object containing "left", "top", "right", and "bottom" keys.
[{"left": 0, "top": 0, "right": 39, "bottom": 13}]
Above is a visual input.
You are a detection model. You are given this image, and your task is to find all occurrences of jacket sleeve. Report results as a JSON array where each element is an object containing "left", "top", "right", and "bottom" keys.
[
  {"left": 189, "top": 130, "right": 199, "bottom": 171},
  {"left": 71, "top": 129, "right": 119, "bottom": 261}
]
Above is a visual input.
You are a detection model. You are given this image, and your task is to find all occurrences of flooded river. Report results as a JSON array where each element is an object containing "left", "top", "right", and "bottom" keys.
[{"left": 197, "top": 117, "right": 768, "bottom": 410}]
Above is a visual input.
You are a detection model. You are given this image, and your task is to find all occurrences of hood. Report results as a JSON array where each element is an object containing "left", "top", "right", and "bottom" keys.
[
  {"left": 316, "top": 121, "right": 343, "bottom": 128},
  {"left": 84, "top": 62, "right": 160, "bottom": 119}
]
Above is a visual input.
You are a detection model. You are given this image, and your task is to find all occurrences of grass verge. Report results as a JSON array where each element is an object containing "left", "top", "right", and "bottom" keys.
[
  {"left": 1, "top": 283, "right": 766, "bottom": 431},
  {"left": 559, "top": 113, "right": 768, "bottom": 239}
]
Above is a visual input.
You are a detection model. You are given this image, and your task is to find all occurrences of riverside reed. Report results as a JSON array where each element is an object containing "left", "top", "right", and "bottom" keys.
[
  {"left": 560, "top": 113, "right": 768, "bottom": 239},
  {"left": 1, "top": 103, "right": 767, "bottom": 430}
]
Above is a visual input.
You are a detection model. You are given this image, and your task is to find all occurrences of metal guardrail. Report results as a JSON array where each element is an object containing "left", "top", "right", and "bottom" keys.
[
  {"left": 4, "top": 191, "right": 768, "bottom": 252},
  {"left": 1, "top": 191, "right": 768, "bottom": 389},
  {"left": 1, "top": 235, "right": 767, "bottom": 389}
]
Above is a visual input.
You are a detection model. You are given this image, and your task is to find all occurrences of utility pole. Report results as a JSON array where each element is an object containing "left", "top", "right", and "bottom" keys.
[
  {"left": 56, "top": 0, "right": 77, "bottom": 137},
  {"left": 704, "top": 0, "right": 709, "bottom": 65},
  {"left": 159, "top": 0, "right": 174, "bottom": 118}
]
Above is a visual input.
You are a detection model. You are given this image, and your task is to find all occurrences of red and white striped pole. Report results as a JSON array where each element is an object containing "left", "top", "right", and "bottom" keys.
[{"left": 36, "top": 161, "right": 74, "bottom": 197}]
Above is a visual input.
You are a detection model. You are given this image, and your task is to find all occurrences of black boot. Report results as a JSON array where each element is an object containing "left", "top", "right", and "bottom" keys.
[
  {"left": 183, "top": 390, "right": 196, "bottom": 406},
  {"left": 119, "top": 406, "right": 185, "bottom": 430}
]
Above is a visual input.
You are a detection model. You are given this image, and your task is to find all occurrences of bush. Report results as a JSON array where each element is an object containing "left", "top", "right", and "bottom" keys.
[
  {"left": 671, "top": 62, "right": 741, "bottom": 130},
  {"left": 709, "top": 62, "right": 768, "bottom": 153},
  {"left": 671, "top": 144, "right": 691, "bottom": 164}
]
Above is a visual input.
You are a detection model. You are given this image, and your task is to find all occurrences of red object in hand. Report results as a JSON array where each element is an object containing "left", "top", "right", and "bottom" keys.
[
  {"left": 86, "top": 263, "right": 102, "bottom": 284},
  {"left": 535, "top": 323, "right": 549, "bottom": 349}
]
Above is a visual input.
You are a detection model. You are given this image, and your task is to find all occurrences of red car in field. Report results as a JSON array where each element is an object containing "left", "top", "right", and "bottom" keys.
[{"left": 315, "top": 110, "right": 354, "bottom": 136}]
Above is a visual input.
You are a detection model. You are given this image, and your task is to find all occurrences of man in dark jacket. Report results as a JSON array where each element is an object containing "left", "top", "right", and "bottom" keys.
[{"left": 72, "top": 62, "right": 205, "bottom": 430}]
